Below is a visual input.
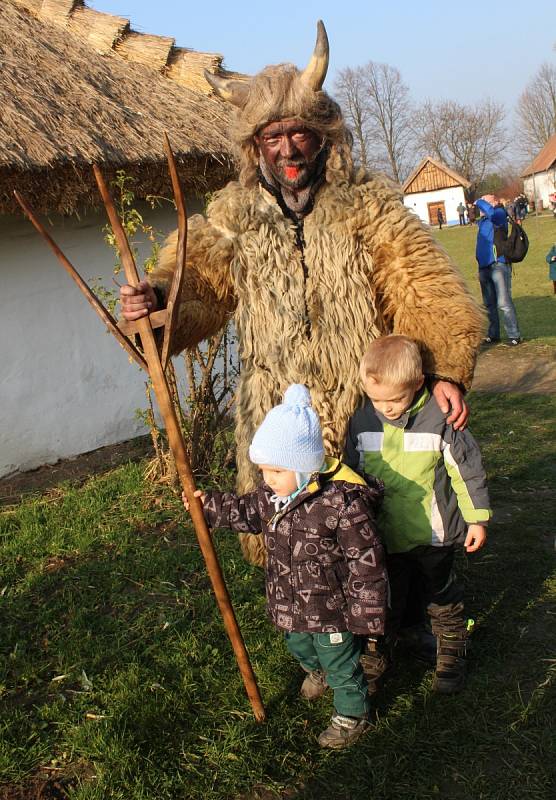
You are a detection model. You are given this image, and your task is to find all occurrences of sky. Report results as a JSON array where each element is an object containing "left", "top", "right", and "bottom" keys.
[{"left": 90, "top": 0, "right": 555, "bottom": 113}]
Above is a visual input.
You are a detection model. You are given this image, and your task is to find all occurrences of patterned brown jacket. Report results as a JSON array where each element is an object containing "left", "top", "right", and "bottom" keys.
[{"left": 202, "top": 459, "right": 387, "bottom": 636}]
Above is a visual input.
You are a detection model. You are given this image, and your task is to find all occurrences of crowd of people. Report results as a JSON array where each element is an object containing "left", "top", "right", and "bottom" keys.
[{"left": 452, "top": 194, "right": 528, "bottom": 227}]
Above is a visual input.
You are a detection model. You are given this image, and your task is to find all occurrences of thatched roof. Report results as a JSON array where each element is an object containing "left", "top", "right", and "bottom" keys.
[{"left": 0, "top": 0, "right": 239, "bottom": 215}]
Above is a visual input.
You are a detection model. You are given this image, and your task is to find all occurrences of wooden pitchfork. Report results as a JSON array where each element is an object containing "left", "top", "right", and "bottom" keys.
[{"left": 14, "top": 136, "right": 266, "bottom": 722}]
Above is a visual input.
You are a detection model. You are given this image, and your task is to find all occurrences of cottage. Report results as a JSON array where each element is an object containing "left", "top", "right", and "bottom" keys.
[
  {"left": 521, "top": 134, "right": 556, "bottom": 211},
  {"left": 0, "top": 0, "right": 237, "bottom": 478},
  {"left": 402, "top": 157, "right": 471, "bottom": 227}
]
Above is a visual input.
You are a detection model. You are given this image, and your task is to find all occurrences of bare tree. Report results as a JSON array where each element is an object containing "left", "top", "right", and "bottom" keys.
[
  {"left": 517, "top": 62, "right": 556, "bottom": 156},
  {"left": 413, "top": 99, "right": 508, "bottom": 194},
  {"left": 335, "top": 67, "right": 372, "bottom": 170},
  {"left": 335, "top": 61, "right": 414, "bottom": 183}
]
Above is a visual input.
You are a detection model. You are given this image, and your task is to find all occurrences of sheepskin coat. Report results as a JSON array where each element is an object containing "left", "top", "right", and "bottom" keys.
[
  {"left": 201, "top": 459, "right": 387, "bottom": 635},
  {"left": 152, "top": 169, "right": 484, "bottom": 564}
]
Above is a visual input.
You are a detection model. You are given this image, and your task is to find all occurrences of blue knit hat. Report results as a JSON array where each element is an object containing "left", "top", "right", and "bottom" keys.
[{"left": 249, "top": 384, "right": 325, "bottom": 473}]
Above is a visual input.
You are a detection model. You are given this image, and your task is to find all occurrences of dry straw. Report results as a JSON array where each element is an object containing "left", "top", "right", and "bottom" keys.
[{"left": 1, "top": 0, "right": 237, "bottom": 215}]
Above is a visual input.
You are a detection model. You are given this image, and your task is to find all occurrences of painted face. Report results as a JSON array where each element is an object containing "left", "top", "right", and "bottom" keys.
[
  {"left": 255, "top": 118, "right": 323, "bottom": 191},
  {"left": 365, "top": 378, "right": 424, "bottom": 421},
  {"left": 259, "top": 465, "right": 298, "bottom": 496}
]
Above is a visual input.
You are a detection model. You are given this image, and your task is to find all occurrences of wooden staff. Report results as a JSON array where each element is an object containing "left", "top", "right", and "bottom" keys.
[{"left": 14, "top": 139, "right": 266, "bottom": 722}]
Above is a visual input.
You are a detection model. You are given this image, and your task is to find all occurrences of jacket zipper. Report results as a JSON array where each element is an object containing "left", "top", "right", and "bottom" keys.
[{"left": 293, "top": 219, "right": 311, "bottom": 339}]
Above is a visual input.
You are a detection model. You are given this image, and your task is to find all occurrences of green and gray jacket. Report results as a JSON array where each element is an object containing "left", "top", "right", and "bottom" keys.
[{"left": 345, "top": 388, "right": 491, "bottom": 554}]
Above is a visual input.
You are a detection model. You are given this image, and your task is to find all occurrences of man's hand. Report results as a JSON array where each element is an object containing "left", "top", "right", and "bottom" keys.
[
  {"left": 182, "top": 489, "right": 206, "bottom": 512},
  {"left": 119, "top": 280, "right": 158, "bottom": 321},
  {"left": 431, "top": 380, "right": 469, "bottom": 430},
  {"left": 464, "top": 524, "right": 487, "bottom": 553}
]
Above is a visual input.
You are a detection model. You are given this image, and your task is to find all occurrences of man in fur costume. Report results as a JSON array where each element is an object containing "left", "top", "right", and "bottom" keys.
[{"left": 121, "top": 21, "right": 484, "bottom": 567}]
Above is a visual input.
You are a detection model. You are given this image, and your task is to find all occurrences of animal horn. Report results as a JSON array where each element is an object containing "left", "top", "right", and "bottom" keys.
[
  {"left": 300, "top": 20, "right": 329, "bottom": 91},
  {"left": 204, "top": 70, "right": 250, "bottom": 108}
]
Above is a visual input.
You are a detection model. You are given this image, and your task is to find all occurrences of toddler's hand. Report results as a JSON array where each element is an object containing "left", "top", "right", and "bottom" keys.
[
  {"left": 182, "top": 489, "right": 206, "bottom": 512},
  {"left": 464, "top": 524, "right": 487, "bottom": 553}
]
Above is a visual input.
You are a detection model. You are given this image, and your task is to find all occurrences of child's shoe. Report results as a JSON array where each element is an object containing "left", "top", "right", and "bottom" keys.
[
  {"left": 429, "top": 602, "right": 468, "bottom": 694},
  {"left": 300, "top": 669, "right": 328, "bottom": 700},
  {"left": 433, "top": 632, "right": 467, "bottom": 693},
  {"left": 317, "top": 713, "right": 368, "bottom": 749},
  {"left": 359, "top": 636, "right": 391, "bottom": 693}
]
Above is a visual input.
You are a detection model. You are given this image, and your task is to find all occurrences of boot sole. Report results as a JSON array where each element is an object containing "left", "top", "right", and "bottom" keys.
[{"left": 432, "top": 676, "right": 466, "bottom": 694}]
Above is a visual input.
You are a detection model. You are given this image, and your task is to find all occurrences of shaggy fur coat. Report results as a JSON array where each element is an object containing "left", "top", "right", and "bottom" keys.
[{"left": 152, "top": 170, "right": 484, "bottom": 565}]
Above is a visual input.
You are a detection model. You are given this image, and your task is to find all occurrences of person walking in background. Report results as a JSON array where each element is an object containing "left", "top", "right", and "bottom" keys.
[
  {"left": 475, "top": 194, "right": 522, "bottom": 346},
  {"left": 546, "top": 244, "right": 556, "bottom": 294},
  {"left": 457, "top": 202, "right": 466, "bottom": 225},
  {"left": 515, "top": 194, "right": 528, "bottom": 223},
  {"left": 437, "top": 208, "right": 444, "bottom": 229}
]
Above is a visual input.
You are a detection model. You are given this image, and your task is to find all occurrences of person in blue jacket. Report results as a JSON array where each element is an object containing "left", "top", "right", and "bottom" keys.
[
  {"left": 546, "top": 244, "right": 556, "bottom": 294},
  {"left": 475, "top": 194, "right": 522, "bottom": 346}
]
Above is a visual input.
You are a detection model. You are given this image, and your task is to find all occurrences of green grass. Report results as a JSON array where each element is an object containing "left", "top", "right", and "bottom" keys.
[
  {"left": 1, "top": 392, "right": 555, "bottom": 799},
  {"left": 434, "top": 215, "right": 556, "bottom": 345}
]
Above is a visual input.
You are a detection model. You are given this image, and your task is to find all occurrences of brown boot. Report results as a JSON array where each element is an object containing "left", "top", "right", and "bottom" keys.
[
  {"left": 433, "top": 633, "right": 467, "bottom": 693},
  {"left": 360, "top": 637, "right": 391, "bottom": 694},
  {"left": 429, "top": 602, "right": 467, "bottom": 694}
]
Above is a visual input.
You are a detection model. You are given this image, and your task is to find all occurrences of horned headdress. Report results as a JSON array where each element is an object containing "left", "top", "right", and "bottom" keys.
[{"left": 204, "top": 21, "right": 353, "bottom": 187}]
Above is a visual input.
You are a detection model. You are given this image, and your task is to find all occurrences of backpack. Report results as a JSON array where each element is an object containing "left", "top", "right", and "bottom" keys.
[{"left": 503, "top": 221, "right": 529, "bottom": 263}]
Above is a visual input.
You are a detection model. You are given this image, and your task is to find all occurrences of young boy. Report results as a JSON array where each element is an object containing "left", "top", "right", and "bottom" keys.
[
  {"left": 345, "top": 335, "right": 491, "bottom": 694},
  {"left": 183, "top": 384, "right": 387, "bottom": 749}
]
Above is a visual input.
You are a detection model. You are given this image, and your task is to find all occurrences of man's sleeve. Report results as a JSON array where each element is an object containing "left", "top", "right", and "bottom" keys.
[
  {"left": 441, "top": 427, "right": 492, "bottom": 524},
  {"left": 367, "top": 178, "right": 484, "bottom": 390},
  {"left": 475, "top": 198, "right": 494, "bottom": 220},
  {"left": 151, "top": 210, "right": 236, "bottom": 356}
]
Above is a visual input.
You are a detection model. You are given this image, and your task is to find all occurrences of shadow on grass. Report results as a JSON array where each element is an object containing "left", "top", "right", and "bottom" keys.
[{"left": 514, "top": 295, "right": 556, "bottom": 341}]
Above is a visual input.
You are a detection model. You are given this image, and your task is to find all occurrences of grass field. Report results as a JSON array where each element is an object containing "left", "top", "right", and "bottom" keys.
[
  {"left": 434, "top": 214, "right": 556, "bottom": 346},
  {"left": 1, "top": 391, "right": 555, "bottom": 800},
  {"left": 1, "top": 211, "right": 555, "bottom": 799}
]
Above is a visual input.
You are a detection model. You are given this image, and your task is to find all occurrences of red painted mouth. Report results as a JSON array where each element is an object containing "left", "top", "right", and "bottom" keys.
[{"left": 284, "top": 166, "right": 300, "bottom": 179}]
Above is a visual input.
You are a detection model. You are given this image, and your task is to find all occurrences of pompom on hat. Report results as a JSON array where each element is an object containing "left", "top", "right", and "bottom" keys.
[{"left": 249, "top": 384, "right": 325, "bottom": 474}]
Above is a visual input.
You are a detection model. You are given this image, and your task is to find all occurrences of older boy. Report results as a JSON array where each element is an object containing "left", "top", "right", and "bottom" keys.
[{"left": 345, "top": 336, "right": 491, "bottom": 694}]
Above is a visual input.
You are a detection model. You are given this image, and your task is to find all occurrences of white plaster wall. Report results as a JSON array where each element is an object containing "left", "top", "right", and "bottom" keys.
[
  {"left": 524, "top": 170, "right": 556, "bottom": 209},
  {"left": 0, "top": 198, "right": 202, "bottom": 478},
  {"left": 403, "top": 186, "right": 466, "bottom": 226}
]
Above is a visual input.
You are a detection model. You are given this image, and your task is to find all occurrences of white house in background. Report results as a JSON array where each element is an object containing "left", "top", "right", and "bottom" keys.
[
  {"left": 0, "top": 0, "right": 237, "bottom": 478},
  {"left": 402, "top": 157, "right": 471, "bottom": 227},
  {"left": 521, "top": 134, "right": 556, "bottom": 210}
]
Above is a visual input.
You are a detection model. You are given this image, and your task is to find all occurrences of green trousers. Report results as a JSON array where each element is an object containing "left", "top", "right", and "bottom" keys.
[{"left": 285, "top": 630, "right": 370, "bottom": 718}]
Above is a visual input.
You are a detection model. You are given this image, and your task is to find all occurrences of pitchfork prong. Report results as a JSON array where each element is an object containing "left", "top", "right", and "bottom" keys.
[
  {"left": 93, "top": 165, "right": 141, "bottom": 290},
  {"left": 13, "top": 190, "right": 147, "bottom": 372},
  {"left": 161, "top": 134, "right": 188, "bottom": 371}
]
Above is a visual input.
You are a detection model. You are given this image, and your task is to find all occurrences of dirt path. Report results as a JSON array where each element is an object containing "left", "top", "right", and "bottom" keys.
[{"left": 472, "top": 342, "right": 556, "bottom": 394}]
